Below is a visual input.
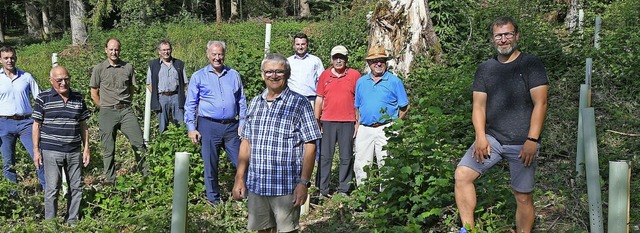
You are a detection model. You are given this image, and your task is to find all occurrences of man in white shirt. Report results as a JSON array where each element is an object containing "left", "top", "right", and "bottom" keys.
[{"left": 0, "top": 45, "right": 45, "bottom": 189}]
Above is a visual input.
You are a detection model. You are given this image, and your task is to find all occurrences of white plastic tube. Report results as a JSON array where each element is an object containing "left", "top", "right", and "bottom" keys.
[{"left": 171, "top": 152, "right": 190, "bottom": 233}]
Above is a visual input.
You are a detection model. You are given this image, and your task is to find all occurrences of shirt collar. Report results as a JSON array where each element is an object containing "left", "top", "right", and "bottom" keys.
[
  {"left": 207, "top": 65, "right": 229, "bottom": 76},
  {"left": 366, "top": 71, "right": 390, "bottom": 81},
  {"left": 260, "top": 87, "right": 290, "bottom": 101},
  {"left": 0, "top": 67, "right": 24, "bottom": 78},
  {"left": 158, "top": 57, "right": 174, "bottom": 65},
  {"left": 103, "top": 59, "right": 126, "bottom": 68},
  {"left": 293, "top": 53, "right": 309, "bottom": 60},
  {"left": 330, "top": 67, "right": 350, "bottom": 78}
]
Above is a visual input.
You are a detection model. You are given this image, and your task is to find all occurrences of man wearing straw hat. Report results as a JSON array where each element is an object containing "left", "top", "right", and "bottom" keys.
[{"left": 353, "top": 45, "right": 409, "bottom": 186}]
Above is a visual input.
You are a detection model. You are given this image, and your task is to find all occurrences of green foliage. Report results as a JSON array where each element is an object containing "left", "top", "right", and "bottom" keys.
[{"left": 4, "top": 0, "right": 640, "bottom": 231}]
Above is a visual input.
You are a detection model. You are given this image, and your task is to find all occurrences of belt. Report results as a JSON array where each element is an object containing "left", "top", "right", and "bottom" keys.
[
  {"left": 160, "top": 91, "right": 177, "bottom": 96},
  {"left": 103, "top": 103, "right": 131, "bottom": 110},
  {"left": 0, "top": 114, "right": 31, "bottom": 120},
  {"left": 203, "top": 116, "right": 237, "bottom": 124},
  {"left": 363, "top": 122, "right": 388, "bottom": 128}
]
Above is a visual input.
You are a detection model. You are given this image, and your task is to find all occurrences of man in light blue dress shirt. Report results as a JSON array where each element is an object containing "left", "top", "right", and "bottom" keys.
[
  {"left": 0, "top": 46, "right": 45, "bottom": 189},
  {"left": 184, "top": 40, "right": 247, "bottom": 205}
]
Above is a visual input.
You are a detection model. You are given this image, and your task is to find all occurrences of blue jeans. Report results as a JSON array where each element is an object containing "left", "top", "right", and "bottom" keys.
[
  {"left": 0, "top": 118, "right": 46, "bottom": 188},
  {"left": 158, "top": 94, "right": 184, "bottom": 133},
  {"left": 197, "top": 117, "right": 240, "bottom": 203}
]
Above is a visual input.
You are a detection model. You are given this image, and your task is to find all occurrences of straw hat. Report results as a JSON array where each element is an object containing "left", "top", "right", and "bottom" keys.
[
  {"left": 365, "top": 45, "right": 389, "bottom": 60},
  {"left": 330, "top": 45, "right": 348, "bottom": 56}
]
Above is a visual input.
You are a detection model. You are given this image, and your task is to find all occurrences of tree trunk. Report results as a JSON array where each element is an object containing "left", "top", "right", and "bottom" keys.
[
  {"left": 565, "top": 0, "right": 580, "bottom": 33},
  {"left": 25, "top": 0, "right": 43, "bottom": 39},
  {"left": 230, "top": 0, "right": 238, "bottom": 20},
  {"left": 69, "top": 0, "right": 88, "bottom": 45},
  {"left": 0, "top": 20, "right": 5, "bottom": 42},
  {"left": 368, "top": 0, "right": 441, "bottom": 77},
  {"left": 42, "top": 1, "right": 51, "bottom": 40},
  {"left": 215, "top": 0, "right": 222, "bottom": 23},
  {"left": 299, "top": 0, "right": 310, "bottom": 18}
]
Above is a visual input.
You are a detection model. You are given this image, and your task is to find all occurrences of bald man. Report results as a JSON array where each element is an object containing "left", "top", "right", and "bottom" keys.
[{"left": 33, "top": 66, "right": 90, "bottom": 224}]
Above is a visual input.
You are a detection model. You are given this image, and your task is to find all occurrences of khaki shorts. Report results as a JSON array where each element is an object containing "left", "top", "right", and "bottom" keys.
[{"left": 248, "top": 192, "right": 300, "bottom": 232}]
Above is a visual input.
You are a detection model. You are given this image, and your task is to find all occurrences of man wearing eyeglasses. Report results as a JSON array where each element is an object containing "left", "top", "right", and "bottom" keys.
[
  {"left": 33, "top": 65, "right": 90, "bottom": 224},
  {"left": 146, "top": 39, "right": 188, "bottom": 134},
  {"left": 232, "top": 53, "right": 321, "bottom": 232},
  {"left": 0, "top": 45, "right": 46, "bottom": 189},
  {"left": 353, "top": 45, "right": 409, "bottom": 186},
  {"left": 315, "top": 45, "right": 361, "bottom": 197},
  {"left": 185, "top": 40, "right": 246, "bottom": 206},
  {"left": 454, "top": 16, "right": 549, "bottom": 233}
]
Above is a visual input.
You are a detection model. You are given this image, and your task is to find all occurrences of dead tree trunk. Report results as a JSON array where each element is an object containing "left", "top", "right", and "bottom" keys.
[
  {"left": 299, "top": 0, "right": 310, "bottom": 18},
  {"left": 230, "top": 0, "right": 239, "bottom": 20},
  {"left": 42, "top": 1, "right": 51, "bottom": 40},
  {"left": 0, "top": 19, "right": 5, "bottom": 42},
  {"left": 25, "top": 0, "right": 44, "bottom": 39},
  {"left": 70, "top": 0, "right": 88, "bottom": 45},
  {"left": 368, "top": 0, "right": 441, "bottom": 77},
  {"left": 565, "top": 0, "right": 581, "bottom": 33}
]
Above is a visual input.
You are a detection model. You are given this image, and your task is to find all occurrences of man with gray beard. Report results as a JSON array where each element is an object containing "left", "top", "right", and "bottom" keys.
[{"left": 454, "top": 16, "right": 549, "bottom": 233}]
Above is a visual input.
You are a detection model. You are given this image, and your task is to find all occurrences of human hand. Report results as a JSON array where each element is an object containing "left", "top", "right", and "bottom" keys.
[
  {"left": 83, "top": 150, "right": 91, "bottom": 167},
  {"left": 33, "top": 149, "right": 43, "bottom": 170},
  {"left": 188, "top": 130, "right": 201, "bottom": 144},
  {"left": 232, "top": 177, "right": 246, "bottom": 201},
  {"left": 471, "top": 136, "right": 491, "bottom": 163},
  {"left": 353, "top": 124, "right": 360, "bottom": 138},
  {"left": 519, "top": 140, "right": 538, "bottom": 167},
  {"left": 292, "top": 184, "right": 308, "bottom": 207}
]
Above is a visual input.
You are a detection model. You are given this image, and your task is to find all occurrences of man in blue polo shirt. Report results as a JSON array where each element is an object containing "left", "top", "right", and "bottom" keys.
[
  {"left": 0, "top": 45, "right": 45, "bottom": 189},
  {"left": 353, "top": 45, "right": 409, "bottom": 186},
  {"left": 185, "top": 40, "right": 247, "bottom": 205},
  {"left": 33, "top": 66, "right": 91, "bottom": 224}
]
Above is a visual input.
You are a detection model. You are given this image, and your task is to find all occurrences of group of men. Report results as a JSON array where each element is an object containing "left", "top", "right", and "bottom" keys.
[{"left": 0, "top": 15, "right": 548, "bottom": 233}]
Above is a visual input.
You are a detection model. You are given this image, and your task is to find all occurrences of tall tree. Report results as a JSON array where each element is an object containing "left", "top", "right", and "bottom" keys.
[
  {"left": 41, "top": 0, "right": 51, "bottom": 40},
  {"left": 215, "top": 0, "right": 222, "bottom": 23},
  {"left": 299, "top": 0, "right": 310, "bottom": 18},
  {"left": 230, "top": 0, "right": 239, "bottom": 20},
  {"left": 368, "top": 0, "right": 441, "bottom": 76},
  {"left": 70, "top": 0, "right": 87, "bottom": 45},
  {"left": 0, "top": 19, "right": 4, "bottom": 42},
  {"left": 25, "top": 0, "right": 44, "bottom": 39}
]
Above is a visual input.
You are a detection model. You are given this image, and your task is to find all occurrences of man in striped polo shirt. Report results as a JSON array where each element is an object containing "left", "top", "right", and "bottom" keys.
[{"left": 32, "top": 66, "right": 91, "bottom": 224}]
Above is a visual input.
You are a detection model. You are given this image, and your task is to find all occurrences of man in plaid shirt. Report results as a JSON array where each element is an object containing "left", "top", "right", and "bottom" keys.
[{"left": 233, "top": 53, "right": 321, "bottom": 232}]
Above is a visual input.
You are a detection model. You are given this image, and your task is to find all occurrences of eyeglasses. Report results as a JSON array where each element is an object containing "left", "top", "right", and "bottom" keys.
[
  {"left": 493, "top": 32, "right": 516, "bottom": 40},
  {"left": 54, "top": 78, "right": 70, "bottom": 84},
  {"left": 262, "top": 69, "right": 286, "bottom": 76},
  {"left": 367, "top": 59, "right": 386, "bottom": 64}
]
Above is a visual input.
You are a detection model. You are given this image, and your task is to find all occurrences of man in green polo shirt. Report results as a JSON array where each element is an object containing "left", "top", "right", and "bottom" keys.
[{"left": 89, "top": 37, "right": 148, "bottom": 183}]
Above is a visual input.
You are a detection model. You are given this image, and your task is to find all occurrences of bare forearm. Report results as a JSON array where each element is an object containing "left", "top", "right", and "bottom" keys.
[
  {"left": 314, "top": 97, "right": 323, "bottom": 120},
  {"left": 80, "top": 121, "right": 90, "bottom": 152},
  {"left": 301, "top": 142, "right": 316, "bottom": 181},
  {"left": 236, "top": 139, "right": 250, "bottom": 179},
  {"left": 32, "top": 121, "right": 41, "bottom": 150},
  {"left": 90, "top": 88, "right": 100, "bottom": 107},
  {"left": 399, "top": 105, "right": 409, "bottom": 119}
]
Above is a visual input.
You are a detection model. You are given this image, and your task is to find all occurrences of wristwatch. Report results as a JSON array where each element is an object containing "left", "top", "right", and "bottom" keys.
[{"left": 299, "top": 179, "right": 311, "bottom": 188}]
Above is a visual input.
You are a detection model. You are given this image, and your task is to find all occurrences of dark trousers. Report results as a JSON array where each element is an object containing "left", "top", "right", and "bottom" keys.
[
  {"left": 98, "top": 107, "right": 148, "bottom": 182},
  {"left": 197, "top": 117, "right": 240, "bottom": 203},
  {"left": 318, "top": 121, "right": 355, "bottom": 195}
]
